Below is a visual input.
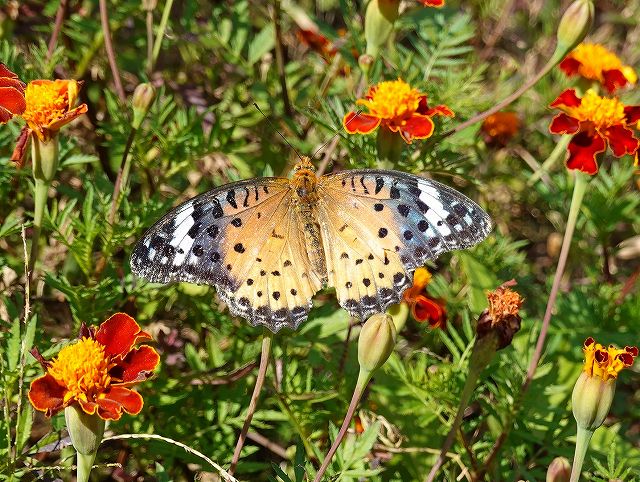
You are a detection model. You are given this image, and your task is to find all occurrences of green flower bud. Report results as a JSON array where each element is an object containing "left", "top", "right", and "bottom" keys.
[
  {"left": 358, "top": 54, "right": 374, "bottom": 76},
  {"left": 571, "top": 371, "right": 615, "bottom": 431},
  {"left": 358, "top": 313, "right": 397, "bottom": 373},
  {"left": 364, "top": 0, "right": 399, "bottom": 58},
  {"left": 546, "top": 456, "right": 571, "bottom": 482},
  {"left": 64, "top": 404, "right": 105, "bottom": 455},
  {"left": 556, "top": 0, "right": 594, "bottom": 53},
  {"left": 386, "top": 301, "right": 409, "bottom": 333},
  {"left": 131, "top": 82, "right": 156, "bottom": 129}
]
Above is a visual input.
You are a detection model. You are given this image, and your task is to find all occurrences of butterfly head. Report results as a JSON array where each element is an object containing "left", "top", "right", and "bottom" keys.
[{"left": 291, "top": 156, "right": 318, "bottom": 201}]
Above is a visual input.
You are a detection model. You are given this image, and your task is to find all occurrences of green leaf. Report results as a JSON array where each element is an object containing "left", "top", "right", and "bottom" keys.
[{"left": 248, "top": 24, "right": 275, "bottom": 65}]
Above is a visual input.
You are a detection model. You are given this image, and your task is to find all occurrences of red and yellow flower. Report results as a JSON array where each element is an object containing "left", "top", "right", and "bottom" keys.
[
  {"left": 343, "top": 79, "right": 453, "bottom": 144},
  {"left": 549, "top": 88, "right": 640, "bottom": 175},
  {"left": 403, "top": 267, "right": 446, "bottom": 328},
  {"left": 0, "top": 63, "right": 26, "bottom": 124},
  {"left": 581, "top": 337, "right": 637, "bottom": 382},
  {"left": 28, "top": 313, "right": 159, "bottom": 421},
  {"left": 560, "top": 43, "right": 637, "bottom": 93},
  {"left": 481, "top": 111, "right": 520, "bottom": 146}
]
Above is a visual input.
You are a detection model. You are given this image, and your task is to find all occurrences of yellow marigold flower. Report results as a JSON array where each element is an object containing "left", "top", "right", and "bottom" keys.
[
  {"left": 343, "top": 79, "right": 453, "bottom": 144},
  {"left": 560, "top": 43, "right": 637, "bottom": 93},
  {"left": 21, "top": 79, "right": 88, "bottom": 142},
  {"left": 581, "top": 337, "right": 637, "bottom": 382}
]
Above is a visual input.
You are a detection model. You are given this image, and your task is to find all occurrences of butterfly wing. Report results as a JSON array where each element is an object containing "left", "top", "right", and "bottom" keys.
[
  {"left": 131, "top": 178, "right": 323, "bottom": 332},
  {"left": 316, "top": 169, "right": 491, "bottom": 319}
]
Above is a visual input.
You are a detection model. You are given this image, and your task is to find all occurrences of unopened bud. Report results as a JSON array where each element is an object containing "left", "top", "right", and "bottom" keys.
[
  {"left": 556, "top": 0, "right": 594, "bottom": 53},
  {"left": 131, "top": 82, "right": 156, "bottom": 129},
  {"left": 358, "top": 313, "right": 397, "bottom": 373},
  {"left": 64, "top": 404, "right": 105, "bottom": 455},
  {"left": 364, "top": 0, "right": 400, "bottom": 58},
  {"left": 571, "top": 371, "right": 615, "bottom": 431},
  {"left": 358, "top": 54, "right": 374, "bottom": 76},
  {"left": 546, "top": 456, "right": 571, "bottom": 482}
]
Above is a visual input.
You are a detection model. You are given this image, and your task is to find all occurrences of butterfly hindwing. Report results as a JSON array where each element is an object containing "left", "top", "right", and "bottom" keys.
[
  {"left": 131, "top": 178, "right": 323, "bottom": 331},
  {"left": 317, "top": 169, "right": 491, "bottom": 319}
]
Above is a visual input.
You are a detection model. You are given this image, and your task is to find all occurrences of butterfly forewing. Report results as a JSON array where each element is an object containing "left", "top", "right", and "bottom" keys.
[
  {"left": 130, "top": 177, "right": 323, "bottom": 331},
  {"left": 317, "top": 169, "right": 491, "bottom": 319}
]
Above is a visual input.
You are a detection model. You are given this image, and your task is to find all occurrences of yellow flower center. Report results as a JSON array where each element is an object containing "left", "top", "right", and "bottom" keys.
[
  {"left": 568, "top": 43, "right": 637, "bottom": 84},
  {"left": 358, "top": 79, "right": 422, "bottom": 120},
  {"left": 48, "top": 337, "right": 111, "bottom": 403},
  {"left": 22, "top": 81, "right": 70, "bottom": 127},
  {"left": 569, "top": 90, "right": 626, "bottom": 129}
]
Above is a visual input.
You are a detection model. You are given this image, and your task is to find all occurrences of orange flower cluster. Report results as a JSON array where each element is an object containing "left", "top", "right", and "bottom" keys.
[
  {"left": 403, "top": 267, "right": 446, "bottom": 328},
  {"left": 344, "top": 79, "right": 453, "bottom": 144},
  {"left": 29, "top": 313, "right": 159, "bottom": 421}
]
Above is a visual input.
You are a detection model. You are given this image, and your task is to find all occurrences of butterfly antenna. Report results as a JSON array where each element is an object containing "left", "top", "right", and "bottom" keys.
[
  {"left": 311, "top": 110, "right": 363, "bottom": 159},
  {"left": 253, "top": 102, "right": 304, "bottom": 161}
]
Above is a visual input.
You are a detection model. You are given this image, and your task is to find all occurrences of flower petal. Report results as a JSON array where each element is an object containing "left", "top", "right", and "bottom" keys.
[
  {"left": 28, "top": 374, "right": 67, "bottom": 416},
  {"left": 425, "top": 104, "right": 454, "bottom": 117},
  {"left": 559, "top": 57, "right": 582, "bottom": 76},
  {"left": 343, "top": 111, "right": 381, "bottom": 134},
  {"left": 95, "top": 313, "right": 152, "bottom": 359},
  {"left": 0, "top": 86, "right": 26, "bottom": 121},
  {"left": 549, "top": 113, "right": 580, "bottom": 134},
  {"left": 412, "top": 295, "right": 446, "bottom": 328},
  {"left": 602, "top": 69, "right": 629, "bottom": 93},
  {"left": 566, "top": 131, "right": 606, "bottom": 175},
  {"left": 399, "top": 114, "right": 435, "bottom": 143},
  {"left": 97, "top": 387, "right": 144, "bottom": 420},
  {"left": 78, "top": 398, "right": 99, "bottom": 416},
  {"left": 624, "top": 105, "right": 640, "bottom": 124},
  {"left": 10, "top": 127, "right": 31, "bottom": 167},
  {"left": 111, "top": 345, "right": 160, "bottom": 384},
  {"left": 550, "top": 89, "right": 582, "bottom": 109},
  {"left": 603, "top": 125, "right": 639, "bottom": 157},
  {"left": 419, "top": 0, "right": 444, "bottom": 5},
  {"left": 46, "top": 103, "right": 88, "bottom": 131}
]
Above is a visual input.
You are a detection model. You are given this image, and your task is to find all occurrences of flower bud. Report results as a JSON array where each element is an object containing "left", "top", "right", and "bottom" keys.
[
  {"left": 131, "top": 82, "right": 156, "bottom": 129},
  {"left": 64, "top": 404, "right": 105, "bottom": 455},
  {"left": 546, "top": 456, "right": 571, "bottom": 482},
  {"left": 358, "top": 313, "right": 397, "bottom": 373},
  {"left": 364, "top": 0, "right": 400, "bottom": 58},
  {"left": 358, "top": 54, "right": 374, "bottom": 76},
  {"left": 572, "top": 371, "right": 615, "bottom": 431},
  {"left": 386, "top": 301, "right": 409, "bottom": 333},
  {"left": 556, "top": 0, "right": 594, "bottom": 53}
]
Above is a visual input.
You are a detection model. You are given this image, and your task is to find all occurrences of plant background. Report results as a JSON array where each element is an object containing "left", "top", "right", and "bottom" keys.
[{"left": 0, "top": 0, "right": 639, "bottom": 480}]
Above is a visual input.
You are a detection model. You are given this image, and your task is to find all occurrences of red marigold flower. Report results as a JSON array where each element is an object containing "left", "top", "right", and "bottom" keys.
[
  {"left": 549, "top": 88, "right": 640, "bottom": 175},
  {"left": 560, "top": 43, "right": 637, "bottom": 93},
  {"left": 403, "top": 267, "right": 447, "bottom": 329},
  {"left": 343, "top": 79, "right": 454, "bottom": 144},
  {"left": 28, "top": 313, "right": 159, "bottom": 421},
  {"left": 0, "top": 63, "right": 26, "bottom": 124},
  {"left": 419, "top": 0, "right": 444, "bottom": 6},
  {"left": 481, "top": 111, "right": 520, "bottom": 146}
]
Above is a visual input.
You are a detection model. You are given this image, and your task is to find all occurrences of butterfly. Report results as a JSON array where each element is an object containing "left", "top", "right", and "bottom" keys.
[{"left": 131, "top": 157, "right": 492, "bottom": 332}]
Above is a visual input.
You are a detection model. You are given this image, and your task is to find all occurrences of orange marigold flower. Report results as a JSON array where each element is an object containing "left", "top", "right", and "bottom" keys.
[
  {"left": 28, "top": 313, "right": 159, "bottom": 421},
  {"left": 476, "top": 284, "right": 523, "bottom": 350},
  {"left": 560, "top": 43, "right": 637, "bottom": 93},
  {"left": 549, "top": 88, "right": 640, "bottom": 175},
  {"left": 481, "top": 111, "right": 520, "bottom": 146},
  {"left": 581, "top": 337, "right": 637, "bottom": 382},
  {"left": 419, "top": 0, "right": 444, "bottom": 6},
  {"left": 403, "top": 267, "right": 446, "bottom": 329},
  {"left": 343, "top": 79, "right": 454, "bottom": 144},
  {"left": 0, "top": 63, "right": 26, "bottom": 124},
  {"left": 21, "top": 79, "right": 88, "bottom": 142}
]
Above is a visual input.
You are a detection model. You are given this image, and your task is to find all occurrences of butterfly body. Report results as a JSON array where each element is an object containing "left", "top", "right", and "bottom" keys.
[{"left": 131, "top": 157, "right": 492, "bottom": 332}]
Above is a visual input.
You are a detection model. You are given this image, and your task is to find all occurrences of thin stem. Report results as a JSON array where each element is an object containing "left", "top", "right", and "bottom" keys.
[
  {"left": 313, "top": 370, "right": 370, "bottom": 482},
  {"left": 99, "top": 0, "right": 126, "bottom": 102},
  {"left": 523, "top": 171, "right": 589, "bottom": 391},
  {"left": 151, "top": 0, "right": 175, "bottom": 72},
  {"left": 75, "top": 452, "right": 96, "bottom": 482},
  {"left": 146, "top": 10, "right": 154, "bottom": 74},
  {"left": 47, "top": 0, "right": 68, "bottom": 61},
  {"left": 271, "top": 0, "right": 293, "bottom": 118},
  {"left": 527, "top": 135, "right": 571, "bottom": 186},
  {"left": 229, "top": 333, "right": 273, "bottom": 475},
  {"left": 570, "top": 427, "right": 593, "bottom": 482},
  {"left": 108, "top": 127, "right": 138, "bottom": 225}
]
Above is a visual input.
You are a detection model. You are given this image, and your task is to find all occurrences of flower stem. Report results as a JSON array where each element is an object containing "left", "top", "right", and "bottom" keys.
[
  {"left": 376, "top": 126, "right": 404, "bottom": 168},
  {"left": 523, "top": 171, "right": 589, "bottom": 391},
  {"left": 570, "top": 427, "right": 593, "bottom": 482},
  {"left": 75, "top": 451, "right": 96, "bottom": 482},
  {"left": 229, "top": 333, "right": 273, "bottom": 475},
  {"left": 313, "top": 369, "right": 371, "bottom": 482},
  {"left": 527, "top": 134, "right": 571, "bottom": 186},
  {"left": 425, "top": 335, "right": 496, "bottom": 482},
  {"left": 151, "top": 0, "right": 175, "bottom": 72},
  {"left": 98, "top": 0, "right": 126, "bottom": 102}
]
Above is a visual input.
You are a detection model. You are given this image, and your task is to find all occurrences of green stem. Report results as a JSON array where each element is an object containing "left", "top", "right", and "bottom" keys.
[
  {"left": 570, "top": 427, "right": 593, "bottom": 482},
  {"left": 527, "top": 134, "right": 572, "bottom": 186},
  {"left": 76, "top": 451, "right": 96, "bottom": 482},
  {"left": 376, "top": 126, "right": 404, "bottom": 168},
  {"left": 425, "top": 335, "right": 496, "bottom": 482},
  {"left": 150, "top": 0, "right": 175, "bottom": 72},
  {"left": 313, "top": 369, "right": 371, "bottom": 482}
]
